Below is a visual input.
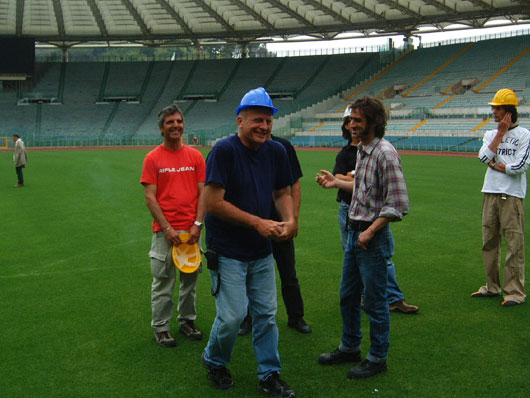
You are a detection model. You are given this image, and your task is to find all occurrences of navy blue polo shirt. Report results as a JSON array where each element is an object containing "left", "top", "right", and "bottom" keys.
[{"left": 205, "top": 134, "right": 293, "bottom": 261}]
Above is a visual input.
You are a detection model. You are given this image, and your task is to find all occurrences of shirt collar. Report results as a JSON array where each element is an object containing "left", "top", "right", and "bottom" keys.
[{"left": 359, "top": 137, "right": 381, "bottom": 156}]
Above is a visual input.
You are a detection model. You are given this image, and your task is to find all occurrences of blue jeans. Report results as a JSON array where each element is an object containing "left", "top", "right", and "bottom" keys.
[
  {"left": 339, "top": 226, "right": 392, "bottom": 363},
  {"left": 339, "top": 201, "right": 404, "bottom": 305},
  {"left": 338, "top": 201, "right": 350, "bottom": 250},
  {"left": 203, "top": 254, "right": 281, "bottom": 380}
]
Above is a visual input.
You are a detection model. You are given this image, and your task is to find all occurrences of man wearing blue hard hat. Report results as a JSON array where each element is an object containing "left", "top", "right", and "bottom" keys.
[{"left": 202, "top": 87, "right": 297, "bottom": 397}]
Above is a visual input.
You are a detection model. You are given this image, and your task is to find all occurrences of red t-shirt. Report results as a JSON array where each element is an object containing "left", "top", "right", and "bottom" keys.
[{"left": 141, "top": 144, "right": 206, "bottom": 232}]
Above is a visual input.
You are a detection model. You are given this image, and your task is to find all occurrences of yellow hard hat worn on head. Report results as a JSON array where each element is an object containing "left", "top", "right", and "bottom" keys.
[
  {"left": 172, "top": 232, "right": 201, "bottom": 273},
  {"left": 488, "top": 89, "right": 518, "bottom": 106}
]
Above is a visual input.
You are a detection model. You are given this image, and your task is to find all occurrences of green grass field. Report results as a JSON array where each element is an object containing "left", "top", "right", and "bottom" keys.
[{"left": 1, "top": 148, "right": 529, "bottom": 397}]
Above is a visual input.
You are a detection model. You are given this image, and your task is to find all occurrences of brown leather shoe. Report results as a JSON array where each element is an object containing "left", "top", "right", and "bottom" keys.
[
  {"left": 154, "top": 331, "right": 176, "bottom": 347},
  {"left": 389, "top": 299, "right": 419, "bottom": 314},
  {"left": 179, "top": 320, "right": 203, "bottom": 340}
]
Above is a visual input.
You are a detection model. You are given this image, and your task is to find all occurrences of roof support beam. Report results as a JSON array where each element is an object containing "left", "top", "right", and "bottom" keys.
[
  {"left": 378, "top": 0, "right": 422, "bottom": 19},
  {"left": 194, "top": 0, "right": 237, "bottom": 33},
  {"left": 267, "top": 0, "right": 318, "bottom": 29},
  {"left": 230, "top": 0, "right": 277, "bottom": 31},
  {"left": 87, "top": 0, "right": 109, "bottom": 39},
  {"left": 155, "top": 0, "right": 195, "bottom": 36},
  {"left": 155, "top": 0, "right": 199, "bottom": 46},
  {"left": 120, "top": 0, "right": 152, "bottom": 39},
  {"left": 16, "top": 0, "right": 25, "bottom": 36},
  {"left": 304, "top": 0, "right": 354, "bottom": 25},
  {"left": 51, "top": 0, "right": 66, "bottom": 39},
  {"left": 466, "top": 0, "right": 495, "bottom": 11},
  {"left": 341, "top": 0, "right": 385, "bottom": 22},
  {"left": 421, "top": 0, "right": 457, "bottom": 15}
]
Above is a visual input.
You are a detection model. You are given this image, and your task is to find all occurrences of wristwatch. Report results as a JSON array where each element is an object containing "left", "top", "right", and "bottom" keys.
[{"left": 194, "top": 221, "right": 203, "bottom": 230}]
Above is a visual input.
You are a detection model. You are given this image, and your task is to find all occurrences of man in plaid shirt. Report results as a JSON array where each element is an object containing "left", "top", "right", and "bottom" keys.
[{"left": 316, "top": 96, "right": 409, "bottom": 379}]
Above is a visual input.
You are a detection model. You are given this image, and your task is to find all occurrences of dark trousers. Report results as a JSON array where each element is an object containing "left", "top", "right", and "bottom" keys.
[
  {"left": 15, "top": 166, "right": 24, "bottom": 185},
  {"left": 272, "top": 239, "right": 304, "bottom": 320}
]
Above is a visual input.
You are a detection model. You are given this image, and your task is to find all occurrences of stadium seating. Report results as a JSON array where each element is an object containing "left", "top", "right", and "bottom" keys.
[
  {"left": 292, "top": 34, "right": 530, "bottom": 150},
  {"left": 2, "top": 33, "right": 529, "bottom": 150}
]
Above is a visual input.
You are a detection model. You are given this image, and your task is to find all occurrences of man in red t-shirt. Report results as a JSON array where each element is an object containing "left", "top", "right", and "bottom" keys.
[{"left": 141, "top": 104, "right": 206, "bottom": 347}]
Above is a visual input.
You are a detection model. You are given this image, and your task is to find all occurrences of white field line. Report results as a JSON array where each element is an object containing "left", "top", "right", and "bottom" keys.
[{"left": 0, "top": 239, "right": 146, "bottom": 279}]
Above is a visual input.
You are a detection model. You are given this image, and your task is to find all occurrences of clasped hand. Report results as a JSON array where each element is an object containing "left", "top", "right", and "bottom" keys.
[{"left": 257, "top": 219, "right": 296, "bottom": 241}]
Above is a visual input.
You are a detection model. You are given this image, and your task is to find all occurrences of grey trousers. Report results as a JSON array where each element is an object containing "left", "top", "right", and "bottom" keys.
[{"left": 149, "top": 231, "right": 199, "bottom": 332}]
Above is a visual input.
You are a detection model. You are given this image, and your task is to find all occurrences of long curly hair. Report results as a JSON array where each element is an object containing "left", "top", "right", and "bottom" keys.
[{"left": 350, "top": 96, "right": 387, "bottom": 138}]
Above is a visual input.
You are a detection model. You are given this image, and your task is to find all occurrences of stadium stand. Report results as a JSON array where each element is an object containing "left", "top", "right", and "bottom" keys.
[
  {"left": 291, "top": 34, "right": 530, "bottom": 150},
  {"left": 135, "top": 60, "right": 196, "bottom": 138},
  {"left": 2, "top": 33, "right": 529, "bottom": 151}
]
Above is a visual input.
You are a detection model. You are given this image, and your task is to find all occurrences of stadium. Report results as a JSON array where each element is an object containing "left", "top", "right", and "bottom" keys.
[{"left": 2, "top": 1, "right": 530, "bottom": 397}]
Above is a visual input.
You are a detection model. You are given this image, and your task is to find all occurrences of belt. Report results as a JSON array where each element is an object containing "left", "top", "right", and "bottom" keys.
[
  {"left": 487, "top": 193, "right": 509, "bottom": 200},
  {"left": 348, "top": 220, "right": 372, "bottom": 232}
]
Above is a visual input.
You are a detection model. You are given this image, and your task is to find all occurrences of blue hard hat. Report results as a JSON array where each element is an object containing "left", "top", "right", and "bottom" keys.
[{"left": 235, "top": 87, "right": 278, "bottom": 115}]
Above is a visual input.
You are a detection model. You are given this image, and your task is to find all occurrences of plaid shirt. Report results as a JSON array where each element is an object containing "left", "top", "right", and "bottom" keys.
[{"left": 349, "top": 137, "right": 409, "bottom": 222}]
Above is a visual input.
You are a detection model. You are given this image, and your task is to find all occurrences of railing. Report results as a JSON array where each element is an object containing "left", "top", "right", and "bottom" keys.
[
  {"left": 288, "top": 134, "right": 483, "bottom": 152},
  {"left": 8, "top": 133, "right": 486, "bottom": 153},
  {"left": 21, "top": 132, "right": 230, "bottom": 148},
  {"left": 421, "top": 28, "right": 530, "bottom": 48},
  {"left": 22, "top": 136, "right": 163, "bottom": 148},
  {"left": 35, "top": 45, "right": 387, "bottom": 63},
  {"left": 271, "top": 44, "right": 391, "bottom": 58}
]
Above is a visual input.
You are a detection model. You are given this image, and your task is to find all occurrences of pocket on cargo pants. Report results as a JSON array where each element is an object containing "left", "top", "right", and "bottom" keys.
[{"left": 149, "top": 232, "right": 171, "bottom": 278}]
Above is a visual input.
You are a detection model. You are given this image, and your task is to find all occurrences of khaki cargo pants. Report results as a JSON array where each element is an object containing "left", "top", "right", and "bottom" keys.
[
  {"left": 149, "top": 231, "right": 199, "bottom": 332},
  {"left": 479, "top": 193, "right": 526, "bottom": 303}
]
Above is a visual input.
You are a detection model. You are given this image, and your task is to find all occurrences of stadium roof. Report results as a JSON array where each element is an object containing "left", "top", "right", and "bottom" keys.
[{"left": 1, "top": 0, "right": 529, "bottom": 47}]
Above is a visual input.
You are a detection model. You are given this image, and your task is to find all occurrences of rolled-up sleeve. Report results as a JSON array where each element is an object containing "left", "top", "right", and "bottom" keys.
[{"left": 379, "top": 151, "right": 409, "bottom": 221}]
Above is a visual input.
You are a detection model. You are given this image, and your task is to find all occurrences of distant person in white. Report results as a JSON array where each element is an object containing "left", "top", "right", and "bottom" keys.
[
  {"left": 12, "top": 134, "right": 27, "bottom": 187},
  {"left": 472, "top": 89, "right": 530, "bottom": 307}
]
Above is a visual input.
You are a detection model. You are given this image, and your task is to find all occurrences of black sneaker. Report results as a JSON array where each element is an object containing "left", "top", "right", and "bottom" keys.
[
  {"left": 287, "top": 318, "right": 312, "bottom": 334},
  {"left": 258, "top": 372, "right": 295, "bottom": 398},
  {"left": 347, "top": 359, "right": 387, "bottom": 379},
  {"left": 201, "top": 352, "right": 234, "bottom": 390},
  {"left": 318, "top": 349, "right": 361, "bottom": 365}
]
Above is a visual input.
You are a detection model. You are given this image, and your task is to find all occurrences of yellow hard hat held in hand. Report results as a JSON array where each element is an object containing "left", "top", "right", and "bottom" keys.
[{"left": 172, "top": 232, "right": 201, "bottom": 273}]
